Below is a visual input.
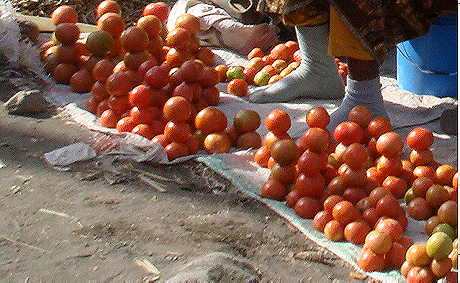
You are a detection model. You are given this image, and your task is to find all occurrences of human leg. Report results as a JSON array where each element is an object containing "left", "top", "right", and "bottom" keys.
[
  {"left": 327, "top": 9, "right": 388, "bottom": 131},
  {"left": 248, "top": 23, "right": 344, "bottom": 103}
]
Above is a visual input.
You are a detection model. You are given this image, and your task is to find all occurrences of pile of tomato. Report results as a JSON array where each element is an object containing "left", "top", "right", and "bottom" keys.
[
  {"left": 255, "top": 105, "right": 457, "bottom": 282},
  {"left": 39, "top": 3, "right": 457, "bottom": 281},
  {"left": 40, "top": 1, "right": 259, "bottom": 160}
]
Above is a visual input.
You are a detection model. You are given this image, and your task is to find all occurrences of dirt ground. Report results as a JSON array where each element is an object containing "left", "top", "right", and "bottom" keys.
[{"left": 0, "top": 81, "right": 369, "bottom": 282}]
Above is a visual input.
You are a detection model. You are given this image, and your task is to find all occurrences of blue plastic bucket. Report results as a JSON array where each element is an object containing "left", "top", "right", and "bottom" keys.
[{"left": 396, "top": 14, "right": 458, "bottom": 97}]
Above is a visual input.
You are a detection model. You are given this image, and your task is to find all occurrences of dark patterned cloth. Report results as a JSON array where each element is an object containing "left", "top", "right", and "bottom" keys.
[{"left": 257, "top": 0, "right": 457, "bottom": 63}]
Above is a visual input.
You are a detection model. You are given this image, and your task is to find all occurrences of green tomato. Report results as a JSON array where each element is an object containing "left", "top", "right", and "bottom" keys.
[
  {"left": 253, "top": 71, "right": 270, "bottom": 86},
  {"left": 426, "top": 232, "right": 453, "bottom": 260},
  {"left": 404, "top": 188, "right": 415, "bottom": 205},
  {"left": 226, "top": 66, "right": 245, "bottom": 80}
]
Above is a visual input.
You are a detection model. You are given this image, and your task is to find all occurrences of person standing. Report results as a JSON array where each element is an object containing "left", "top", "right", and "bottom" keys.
[{"left": 250, "top": 0, "right": 456, "bottom": 129}]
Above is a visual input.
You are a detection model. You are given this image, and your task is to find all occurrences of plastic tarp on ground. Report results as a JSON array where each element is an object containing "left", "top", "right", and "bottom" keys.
[{"left": 44, "top": 47, "right": 457, "bottom": 282}]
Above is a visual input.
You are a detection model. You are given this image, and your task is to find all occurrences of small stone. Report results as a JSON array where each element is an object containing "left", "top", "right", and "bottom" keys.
[
  {"left": 165, "top": 252, "right": 260, "bottom": 283},
  {"left": 4, "top": 90, "right": 49, "bottom": 115}
]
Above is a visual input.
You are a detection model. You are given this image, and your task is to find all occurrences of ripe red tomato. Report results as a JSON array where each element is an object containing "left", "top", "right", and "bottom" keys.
[
  {"left": 313, "top": 210, "right": 333, "bottom": 232},
  {"left": 138, "top": 59, "right": 159, "bottom": 78},
  {"left": 128, "top": 84, "right": 154, "bottom": 108},
  {"left": 407, "top": 197, "right": 433, "bottom": 220},
  {"left": 356, "top": 197, "right": 373, "bottom": 212},
  {"left": 384, "top": 242, "right": 406, "bottom": 269},
  {"left": 342, "top": 187, "right": 368, "bottom": 205},
  {"left": 362, "top": 208, "right": 380, "bottom": 227},
  {"left": 344, "top": 221, "right": 371, "bottom": 244},
  {"left": 297, "top": 150, "right": 326, "bottom": 176},
  {"left": 348, "top": 105, "right": 373, "bottom": 128},
  {"left": 260, "top": 179, "right": 288, "bottom": 201},
  {"left": 342, "top": 143, "right": 369, "bottom": 169},
  {"left": 376, "top": 155, "right": 403, "bottom": 177},
  {"left": 116, "top": 116, "right": 137, "bottom": 132},
  {"left": 333, "top": 121, "right": 364, "bottom": 145},
  {"left": 332, "top": 200, "right": 361, "bottom": 225},
  {"left": 286, "top": 190, "right": 302, "bottom": 208},
  {"left": 406, "top": 127, "right": 434, "bottom": 150},
  {"left": 130, "top": 106, "right": 161, "bottom": 125},
  {"left": 406, "top": 266, "right": 434, "bottom": 283},
  {"left": 227, "top": 79, "right": 248, "bottom": 97},
  {"left": 367, "top": 117, "right": 392, "bottom": 138},
  {"left": 338, "top": 164, "right": 367, "bottom": 187},
  {"left": 302, "top": 127, "right": 330, "bottom": 153},
  {"left": 382, "top": 176, "right": 408, "bottom": 199},
  {"left": 165, "top": 142, "right": 189, "bottom": 160},
  {"left": 293, "top": 173, "right": 325, "bottom": 198},
  {"left": 306, "top": 107, "right": 330, "bottom": 129},
  {"left": 375, "top": 218, "right": 403, "bottom": 242},
  {"left": 247, "top": 48, "right": 264, "bottom": 59},
  {"left": 164, "top": 121, "right": 192, "bottom": 143},
  {"left": 265, "top": 110, "right": 291, "bottom": 135},
  {"left": 144, "top": 65, "right": 169, "bottom": 89},
  {"left": 326, "top": 176, "right": 347, "bottom": 195},
  {"left": 358, "top": 248, "right": 385, "bottom": 272},
  {"left": 131, "top": 124, "right": 157, "bottom": 139},
  {"left": 375, "top": 194, "right": 403, "bottom": 218},
  {"left": 376, "top": 132, "right": 404, "bottom": 157},
  {"left": 143, "top": 2, "right": 170, "bottom": 22},
  {"left": 294, "top": 197, "right": 322, "bottom": 219}
]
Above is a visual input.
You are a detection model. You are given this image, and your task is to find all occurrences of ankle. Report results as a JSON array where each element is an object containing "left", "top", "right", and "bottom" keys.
[{"left": 345, "top": 77, "right": 382, "bottom": 101}]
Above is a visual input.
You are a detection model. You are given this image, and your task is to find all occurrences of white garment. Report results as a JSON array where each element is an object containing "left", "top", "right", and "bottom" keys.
[{"left": 167, "top": 0, "right": 279, "bottom": 54}]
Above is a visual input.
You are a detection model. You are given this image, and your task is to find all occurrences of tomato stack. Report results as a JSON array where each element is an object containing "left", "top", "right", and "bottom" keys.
[
  {"left": 402, "top": 236, "right": 457, "bottom": 282},
  {"left": 245, "top": 43, "right": 301, "bottom": 86},
  {"left": 40, "top": 6, "right": 91, "bottom": 92},
  {"left": 229, "top": 110, "right": 262, "bottom": 150},
  {"left": 254, "top": 110, "right": 294, "bottom": 169},
  {"left": 212, "top": 42, "right": 301, "bottom": 98},
  {"left": 256, "top": 105, "right": 458, "bottom": 281},
  {"left": 41, "top": 2, "right": 259, "bottom": 160}
]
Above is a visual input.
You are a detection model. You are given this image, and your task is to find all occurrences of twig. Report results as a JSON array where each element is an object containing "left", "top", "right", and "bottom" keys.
[
  {"left": 123, "top": 164, "right": 185, "bottom": 185},
  {"left": 0, "top": 235, "right": 49, "bottom": 254},
  {"left": 38, "top": 208, "right": 83, "bottom": 228},
  {"left": 349, "top": 271, "right": 368, "bottom": 280},
  {"left": 134, "top": 258, "right": 160, "bottom": 275},
  {"left": 293, "top": 251, "right": 335, "bottom": 266},
  {"left": 138, "top": 176, "right": 167, "bottom": 193}
]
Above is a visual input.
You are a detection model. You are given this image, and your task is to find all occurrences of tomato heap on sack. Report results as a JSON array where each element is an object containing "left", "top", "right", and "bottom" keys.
[
  {"left": 214, "top": 42, "right": 301, "bottom": 98},
  {"left": 41, "top": 2, "right": 271, "bottom": 160},
  {"left": 256, "top": 105, "right": 457, "bottom": 282}
]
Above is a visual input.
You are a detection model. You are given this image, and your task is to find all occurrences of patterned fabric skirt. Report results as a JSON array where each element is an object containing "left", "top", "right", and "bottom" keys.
[{"left": 256, "top": 0, "right": 456, "bottom": 63}]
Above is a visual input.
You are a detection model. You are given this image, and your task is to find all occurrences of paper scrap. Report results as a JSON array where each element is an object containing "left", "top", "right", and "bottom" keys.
[{"left": 43, "top": 143, "right": 96, "bottom": 166}]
